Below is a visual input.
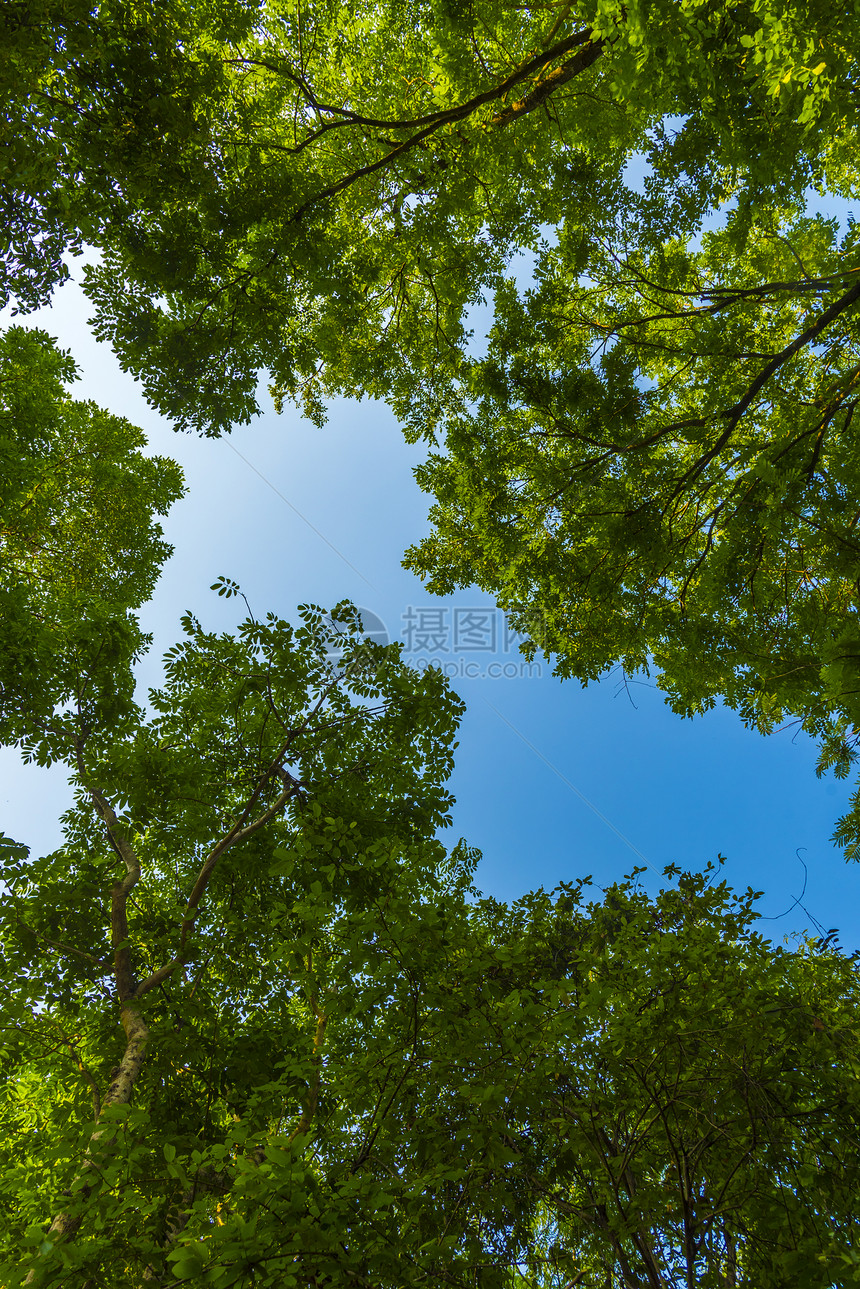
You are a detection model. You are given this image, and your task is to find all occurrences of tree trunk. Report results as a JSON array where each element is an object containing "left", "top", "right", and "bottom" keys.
[{"left": 25, "top": 1004, "right": 149, "bottom": 1284}]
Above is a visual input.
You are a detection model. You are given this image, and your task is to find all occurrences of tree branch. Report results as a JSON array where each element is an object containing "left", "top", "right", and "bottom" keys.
[
  {"left": 9, "top": 909, "right": 110, "bottom": 971},
  {"left": 669, "top": 276, "right": 860, "bottom": 500},
  {"left": 87, "top": 787, "right": 142, "bottom": 1003},
  {"left": 133, "top": 770, "right": 303, "bottom": 1000},
  {"left": 285, "top": 32, "right": 603, "bottom": 226},
  {"left": 491, "top": 38, "right": 605, "bottom": 127},
  {"left": 60, "top": 1037, "right": 102, "bottom": 1121},
  {"left": 289, "top": 956, "right": 328, "bottom": 1143}
]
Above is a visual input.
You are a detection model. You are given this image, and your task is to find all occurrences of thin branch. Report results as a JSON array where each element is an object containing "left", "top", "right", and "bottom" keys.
[
  {"left": 133, "top": 773, "right": 302, "bottom": 1000},
  {"left": 59, "top": 1037, "right": 101, "bottom": 1121},
  {"left": 9, "top": 909, "right": 110, "bottom": 971}
]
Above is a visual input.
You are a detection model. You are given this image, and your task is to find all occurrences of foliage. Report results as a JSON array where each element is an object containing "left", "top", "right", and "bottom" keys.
[
  {"left": 464, "top": 867, "right": 860, "bottom": 1287},
  {"left": 9, "top": 0, "right": 860, "bottom": 843},
  {"left": 2, "top": 366, "right": 857, "bottom": 1285},
  {"left": 405, "top": 192, "right": 860, "bottom": 851},
  {"left": 3, "top": 0, "right": 858, "bottom": 431},
  {"left": 0, "top": 0, "right": 257, "bottom": 314},
  {"left": 5, "top": 775, "right": 860, "bottom": 1288},
  {"left": 0, "top": 355, "right": 489, "bottom": 1286},
  {"left": 0, "top": 325, "right": 184, "bottom": 759},
  {"left": 0, "top": 587, "right": 477, "bottom": 1286},
  {"left": 5, "top": 2, "right": 860, "bottom": 1282}
]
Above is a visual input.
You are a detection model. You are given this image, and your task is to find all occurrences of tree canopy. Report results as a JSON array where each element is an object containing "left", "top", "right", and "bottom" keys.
[
  {"left": 0, "top": 592, "right": 475, "bottom": 1287},
  {"left": 3, "top": 0, "right": 857, "bottom": 431},
  {"left": 405, "top": 200, "right": 860, "bottom": 849},
  {"left": 2, "top": 324, "right": 859, "bottom": 1288},
  {"left": 0, "top": 325, "right": 183, "bottom": 759},
  {"left": 5, "top": 0, "right": 860, "bottom": 847},
  {"left": 5, "top": 2, "right": 860, "bottom": 1284},
  {"left": 6, "top": 755, "right": 860, "bottom": 1287},
  {"left": 465, "top": 869, "right": 860, "bottom": 1288}
]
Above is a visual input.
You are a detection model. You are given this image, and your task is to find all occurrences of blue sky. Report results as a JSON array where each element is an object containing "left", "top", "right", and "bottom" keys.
[{"left": 2, "top": 257, "right": 859, "bottom": 950}]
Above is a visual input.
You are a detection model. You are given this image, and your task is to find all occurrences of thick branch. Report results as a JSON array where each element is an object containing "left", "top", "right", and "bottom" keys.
[
  {"left": 239, "top": 28, "right": 596, "bottom": 135},
  {"left": 288, "top": 31, "right": 603, "bottom": 223},
  {"left": 491, "top": 39, "right": 605, "bottom": 127},
  {"left": 188, "top": 31, "right": 606, "bottom": 337}
]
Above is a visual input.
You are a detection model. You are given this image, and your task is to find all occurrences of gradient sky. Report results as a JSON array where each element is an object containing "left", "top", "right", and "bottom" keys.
[{"left": 2, "top": 246, "right": 859, "bottom": 952}]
